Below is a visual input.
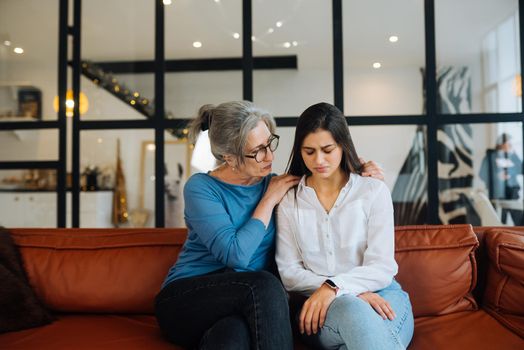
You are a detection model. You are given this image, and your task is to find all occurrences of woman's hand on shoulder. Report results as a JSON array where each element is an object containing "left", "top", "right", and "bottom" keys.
[
  {"left": 299, "top": 283, "right": 336, "bottom": 336},
  {"left": 358, "top": 291, "right": 396, "bottom": 320},
  {"left": 360, "top": 158, "right": 385, "bottom": 181},
  {"left": 263, "top": 174, "right": 300, "bottom": 207}
]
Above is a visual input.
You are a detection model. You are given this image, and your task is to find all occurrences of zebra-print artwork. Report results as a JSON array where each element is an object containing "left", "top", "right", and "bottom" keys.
[
  {"left": 392, "top": 67, "right": 480, "bottom": 225},
  {"left": 391, "top": 126, "right": 427, "bottom": 225}
]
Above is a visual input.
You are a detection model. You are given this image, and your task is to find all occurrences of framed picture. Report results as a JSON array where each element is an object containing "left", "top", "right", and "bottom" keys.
[
  {"left": 138, "top": 139, "right": 192, "bottom": 227},
  {"left": 18, "top": 87, "right": 42, "bottom": 119}
]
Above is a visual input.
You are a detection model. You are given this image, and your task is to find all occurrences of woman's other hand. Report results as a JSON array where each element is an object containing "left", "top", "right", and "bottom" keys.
[
  {"left": 254, "top": 174, "right": 299, "bottom": 226},
  {"left": 360, "top": 158, "right": 385, "bottom": 181},
  {"left": 299, "top": 284, "right": 336, "bottom": 336},
  {"left": 358, "top": 291, "right": 396, "bottom": 320},
  {"left": 263, "top": 174, "right": 300, "bottom": 207}
]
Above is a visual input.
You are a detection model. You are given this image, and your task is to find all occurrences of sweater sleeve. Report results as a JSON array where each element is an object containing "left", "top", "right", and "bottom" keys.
[
  {"left": 331, "top": 181, "right": 398, "bottom": 296},
  {"left": 184, "top": 176, "right": 267, "bottom": 270}
]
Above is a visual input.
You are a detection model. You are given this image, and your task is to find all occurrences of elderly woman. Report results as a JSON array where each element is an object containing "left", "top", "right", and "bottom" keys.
[{"left": 154, "top": 101, "right": 383, "bottom": 350}]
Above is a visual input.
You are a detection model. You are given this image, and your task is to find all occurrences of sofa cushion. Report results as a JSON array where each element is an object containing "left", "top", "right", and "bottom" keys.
[
  {"left": 394, "top": 225, "right": 479, "bottom": 317},
  {"left": 0, "top": 314, "right": 181, "bottom": 350},
  {"left": 10, "top": 229, "right": 186, "bottom": 314},
  {"left": 412, "top": 311, "right": 524, "bottom": 350},
  {"left": 483, "top": 228, "right": 524, "bottom": 338},
  {"left": 0, "top": 228, "right": 54, "bottom": 333}
]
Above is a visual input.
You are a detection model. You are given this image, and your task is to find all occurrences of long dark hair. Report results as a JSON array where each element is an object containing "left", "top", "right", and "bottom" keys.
[{"left": 286, "top": 102, "right": 362, "bottom": 177}]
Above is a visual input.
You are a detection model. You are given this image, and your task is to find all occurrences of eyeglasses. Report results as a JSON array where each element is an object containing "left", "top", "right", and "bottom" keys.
[{"left": 244, "top": 134, "right": 280, "bottom": 163}]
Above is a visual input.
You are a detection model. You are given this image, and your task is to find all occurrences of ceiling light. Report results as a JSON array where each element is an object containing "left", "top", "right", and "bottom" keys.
[
  {"left": 292, "top": 41, "right": 298, "bottom": 47},
  {"left": 192, "top": 41, "right": 202, "bottom": 48},
  {"left": 389, "top": 35, "right": 399, "bottom": 43},
  {"left": 13, "top": 47, "right": 24, "bottom": 54},
  {"left": 214, "top": 0, "right": 220, "bottom": 2},
  {"left": 162, "top": 0, "right": 172, "bottom": 5},
  {"left": 276, "top": 21, "right": 283, "bottom": 28},
  {"left": 373, "top": 62, "right": 381, "bottom": 69},
  {"left": 233, "top": 32, "right": 240, "bottom": 39},
  {"left": 283, "top": 42, "right": 291, "bottom": 48},
  {"left": 267, "top": 28, "right": 274, "bottom": 34},
  {"left": 147, "top": 144, "right": 156, "bottom": 151},
  {"left": 3, "top": 40, "right": 11, "bottom": 46},
  {"left": 97, "top": 138, "right": 103, "bottom": 144},
  {"left": 251, "top": 36, "right": 256, "bottom": 41}
]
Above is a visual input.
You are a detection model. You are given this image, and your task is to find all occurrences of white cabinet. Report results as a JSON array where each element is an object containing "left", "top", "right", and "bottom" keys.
[
  {"left": 0, "top": 191, "right": 113, "bottom": 228},
  {"left": 67, "top": 191, "right": 113, "bottom": 228},
  {"left": 0, "top": 192, "right": 56, "bottom": 227}
]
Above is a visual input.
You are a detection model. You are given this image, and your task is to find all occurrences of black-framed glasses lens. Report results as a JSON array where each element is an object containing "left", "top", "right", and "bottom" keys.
[{"left": 254, "top": 135, "right": 279, "bottom": 162}]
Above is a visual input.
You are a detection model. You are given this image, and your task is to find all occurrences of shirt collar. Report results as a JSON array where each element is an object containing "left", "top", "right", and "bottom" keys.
[{"left": 297, "top": 173, "right": 355, "bottom": 192}]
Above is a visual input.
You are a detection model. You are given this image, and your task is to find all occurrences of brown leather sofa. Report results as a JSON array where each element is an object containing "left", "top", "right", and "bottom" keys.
[{"left": 1, "top": 225, "right": 523, "bottom": 349}]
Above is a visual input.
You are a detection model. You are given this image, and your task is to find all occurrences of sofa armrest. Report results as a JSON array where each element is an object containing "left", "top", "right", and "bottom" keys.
[{"left": 483, "top": 228, "right": 524, "bottom": 338}]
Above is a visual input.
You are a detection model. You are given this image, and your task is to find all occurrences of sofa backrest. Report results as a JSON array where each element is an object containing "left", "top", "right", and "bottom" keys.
[
  {"left": 8, "top": 225, "right": 503, "bottom": 319},
  {"left": 394, "top": 225, "right": 479, "bottom": 317},
  {"left": 10, "top": 228, "right": 186, "bottom": 314}
]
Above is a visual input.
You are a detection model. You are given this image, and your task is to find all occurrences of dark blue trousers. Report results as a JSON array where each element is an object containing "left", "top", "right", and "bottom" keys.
[{"left": 155, "top": 270, "right": 293, "bottom": 350}]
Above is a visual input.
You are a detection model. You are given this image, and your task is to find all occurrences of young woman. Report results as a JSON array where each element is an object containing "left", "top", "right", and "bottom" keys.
[{"left": 276, "top": 102, "right": 414, "bottom": 350}]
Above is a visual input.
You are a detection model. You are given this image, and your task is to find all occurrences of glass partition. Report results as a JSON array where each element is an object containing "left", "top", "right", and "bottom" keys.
[
  {"left": 438, "top": 122, "right": 523, "bottom": 225},
  {"left": 436, "top": 0, "right": 520, "bottom": 114},
  {"left": 165, "top": 0, "right": 242, "bottom": 118},
  {"left": 344, "top": 0, "right": 425, "bottom": 116},
  {"left": 80, "top": 129, "right": 154, "bottom": 227},
  {"left": 254, "top": 0, "right": 333, "bottom": 116},
  {"left": 0, "top": 130, "right": 58, "bottom": 161},
  {"left": 82, "top": 0, "right": 155, "bottom": 120},
  {"left": 0, "top": 0, "right": 59, "bottom": 121}
]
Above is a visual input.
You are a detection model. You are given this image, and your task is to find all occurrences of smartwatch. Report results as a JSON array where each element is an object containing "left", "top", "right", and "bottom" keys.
[{"left": 324, "top": 279, "right": 339, "bottom": 292}]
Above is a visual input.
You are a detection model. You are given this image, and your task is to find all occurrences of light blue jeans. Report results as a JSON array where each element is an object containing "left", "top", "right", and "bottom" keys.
[{"left": 303, "top": 279, "right": 414, "bottom": 350}]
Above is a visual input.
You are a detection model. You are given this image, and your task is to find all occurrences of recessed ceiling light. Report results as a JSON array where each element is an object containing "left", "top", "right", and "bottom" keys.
[
  {"left": 163, "top": 0, "right": 172, "bottom": 5},
  {"left": 251, "top": 36, "right": 256, "bottom": 41},
  {"left": 276, "top": 21, "right": 283, "bottom": 28},
  {"left": 233, "top": 32, "right": 240, "bottom": 39},
  {"left": 214, "top": 0, "right": 220, "bottom": 2},
  {"left": 373, "top": 62, "right": 381, "bottom": 69},
  {"left": 14, "top": 47, "right": 24, "bottom": 54},
  {"left": 3, "top": 40, "right": 11, "bottom": 46},
  {"left": 192, "top": 41, "right": 202, "bottom": 48},
  {"left": 292, "top": 41, "right": 298, "bottom": 47},
  {"left": 283, "top": 42, "right": 291, "bottom": 48},
  {"left": 267, "top": 28, "right": 274, "bottom": 34},
  {"left": 97, "top": 138, "right": 103, "bottom": 144},
  {"left": 147, "top": 144, "right": 156, "bottom": 151},
  {"left": 389, "top": 35, "right": 399, "bottom": 43}
]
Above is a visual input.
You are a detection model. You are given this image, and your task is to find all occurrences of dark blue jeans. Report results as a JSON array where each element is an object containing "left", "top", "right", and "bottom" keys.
[{"left": 154, "top": 270, "right": 293, "bottom": 350}]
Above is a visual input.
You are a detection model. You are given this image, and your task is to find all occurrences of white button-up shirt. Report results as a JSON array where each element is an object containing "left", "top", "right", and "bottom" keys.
[{"left": 276, "top": 173, "right": 397, "bottom": 297}]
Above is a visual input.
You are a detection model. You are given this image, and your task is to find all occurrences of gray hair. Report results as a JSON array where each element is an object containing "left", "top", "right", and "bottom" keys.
[{"left": 188, "top": 101, "right": 276, "bottom": 165}]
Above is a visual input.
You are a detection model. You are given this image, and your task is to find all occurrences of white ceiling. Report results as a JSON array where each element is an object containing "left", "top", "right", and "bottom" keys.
[{"left": 0, "top": 0, "right": 519, "bottom": 69}]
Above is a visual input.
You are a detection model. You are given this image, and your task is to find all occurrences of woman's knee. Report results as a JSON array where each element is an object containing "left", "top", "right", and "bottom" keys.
[
  {"left": 199, "top": 316, "right": 250, "bottom": 350},
  {"left": 249, "top": 271, "right": 288, "bottom": 303},
  {"left": 322, "top": 296, "right": 379, "bottom": 333}
]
